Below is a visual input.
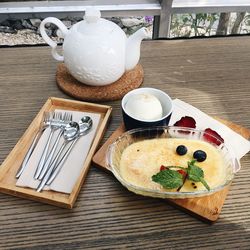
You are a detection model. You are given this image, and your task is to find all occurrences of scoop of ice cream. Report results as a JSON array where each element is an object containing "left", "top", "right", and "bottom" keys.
[{"left": 125, "top": 93, "right": 163, "bottom": 121}]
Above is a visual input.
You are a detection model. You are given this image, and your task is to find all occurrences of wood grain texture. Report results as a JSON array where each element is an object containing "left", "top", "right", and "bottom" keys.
[{"left": 0, "top": 37, "right": 250, "bottom": 249}]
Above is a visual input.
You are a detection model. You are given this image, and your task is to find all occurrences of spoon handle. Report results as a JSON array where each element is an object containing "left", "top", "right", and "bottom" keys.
[
  {"left": 16, "top": 129, "right": 43, "bottom": 178},
  {"left": 38, "top": 129, "right": 64, "bottom": 180},
  {"left": 36, "top": 141, "right": 67, "bottom": 192},
  {"left": 46, "top": 138, "right": 79, "bottom": 185},
  {"left": 34, "top": 129, "right": 54, "bottom": 179}
]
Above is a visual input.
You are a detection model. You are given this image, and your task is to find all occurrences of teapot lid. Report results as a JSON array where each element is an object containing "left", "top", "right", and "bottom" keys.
[{"left": 77, "top": 8, "right": 123, "bottom": 36}]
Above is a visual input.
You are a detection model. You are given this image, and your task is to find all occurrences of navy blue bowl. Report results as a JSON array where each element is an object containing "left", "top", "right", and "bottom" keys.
[
  {"left": 122, "top": 108, "right": 172, "bottom": 130},
  {"left": 122, "top": 88, "right": 173, "bottom": 131}
]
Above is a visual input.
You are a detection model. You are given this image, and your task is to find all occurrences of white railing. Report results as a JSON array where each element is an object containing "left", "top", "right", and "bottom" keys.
[
  {"left": 172, "top": 0, "right": 250, "bottom": 14},
  {"left": 0, "top": 1, "right": 161, "bottom": 16},
  {"left": 1, "top": 0, "right": 250, "bottom": 38}
]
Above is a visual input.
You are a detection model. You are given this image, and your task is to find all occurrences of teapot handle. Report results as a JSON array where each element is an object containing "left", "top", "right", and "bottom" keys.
[{"left": 40, "top": 17, "right": 68, "bottom": 61}]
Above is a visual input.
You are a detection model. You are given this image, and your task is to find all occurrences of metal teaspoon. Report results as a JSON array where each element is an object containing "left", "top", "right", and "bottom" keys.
[
  {"left": 46, "top": 116, "right": 93, "bottom": 186},
  {"left": 36, "top": 121, "right": 79, "bottom": 192}
]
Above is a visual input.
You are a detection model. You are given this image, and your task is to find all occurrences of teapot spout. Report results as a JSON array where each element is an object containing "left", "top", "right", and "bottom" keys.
[{"left": 125, "top": 27, "right": 150, "bottom": 71}]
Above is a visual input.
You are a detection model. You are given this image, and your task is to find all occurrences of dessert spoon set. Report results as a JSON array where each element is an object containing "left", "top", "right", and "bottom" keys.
[{"left": 16, "top": 111, "right": 93, "bottom": 192}]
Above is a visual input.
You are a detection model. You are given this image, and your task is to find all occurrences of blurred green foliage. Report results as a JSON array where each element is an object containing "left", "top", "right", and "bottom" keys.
[{"left": 170, "top": 13, "right": 219, "bottom": 37}]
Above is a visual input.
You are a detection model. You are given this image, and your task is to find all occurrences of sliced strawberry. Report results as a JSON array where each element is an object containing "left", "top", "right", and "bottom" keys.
[
  {"left": 174, "top": 116, "right": 196, "bottom": 128},
  {"left": 203, "top": 128, "right": 224, "bottom": 146},
  {"left": 160, "top": 165, "right": 169, "bottom": 171},
  {"left": 177, "top": 169, "right": 187, "bottom": 178}
]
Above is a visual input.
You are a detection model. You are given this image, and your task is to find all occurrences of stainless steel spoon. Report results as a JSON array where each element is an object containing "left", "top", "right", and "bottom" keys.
[
  {"left": 36, "top": 121, "right": 79, "bottom": 192},
  {"left": 46, "top": 116, "right": 93, "bottom": 186}
]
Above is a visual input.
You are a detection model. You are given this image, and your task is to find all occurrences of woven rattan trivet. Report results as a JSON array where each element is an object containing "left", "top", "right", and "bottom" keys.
[{"left": 56, "top": 63, "right": 144, "bottom": 102}]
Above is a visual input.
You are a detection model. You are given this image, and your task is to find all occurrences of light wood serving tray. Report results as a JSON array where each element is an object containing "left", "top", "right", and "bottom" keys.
[
  {"left": 0, "top": 97, "right": 112, "bottom": 208},
  {"left": 92, "top": 120, "right": 250, "bottom": 222}
]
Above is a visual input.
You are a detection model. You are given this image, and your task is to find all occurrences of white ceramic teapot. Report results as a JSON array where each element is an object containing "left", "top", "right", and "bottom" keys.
[{"left": 40, "top": 8, "right": 150, "bottom": 86}]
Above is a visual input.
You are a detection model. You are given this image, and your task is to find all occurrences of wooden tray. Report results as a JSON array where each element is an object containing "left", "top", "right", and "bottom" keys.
[
  {"left": 0, "top": 97, "right": 112, "bottom": 209},
  {"left": 92, "top": 120, "right": 250, "bottom": 222}
]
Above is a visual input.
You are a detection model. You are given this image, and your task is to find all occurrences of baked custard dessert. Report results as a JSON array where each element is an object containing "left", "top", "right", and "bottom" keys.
[{"left": 119, "top": 138, "right": 227, "bottom": 192}]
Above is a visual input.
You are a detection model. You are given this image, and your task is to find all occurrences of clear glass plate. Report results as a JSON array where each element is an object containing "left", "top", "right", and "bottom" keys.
[{"left": 106, "top": 126, "right": 235, "bottom": 199}]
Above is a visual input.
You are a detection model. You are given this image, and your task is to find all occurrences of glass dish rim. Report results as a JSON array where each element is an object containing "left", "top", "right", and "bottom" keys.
[{"left": 106, "top": 126, "right": 235, "bottom": 198}]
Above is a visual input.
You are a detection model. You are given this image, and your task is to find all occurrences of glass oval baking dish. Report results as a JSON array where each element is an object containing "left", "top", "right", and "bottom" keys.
[{"left": 106, "top": 126, "right": 236, "bottom": 199}]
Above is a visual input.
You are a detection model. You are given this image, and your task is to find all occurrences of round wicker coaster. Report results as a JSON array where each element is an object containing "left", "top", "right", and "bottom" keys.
[{"left": 56, "top": 63, "right": 144, "bottom": 102}]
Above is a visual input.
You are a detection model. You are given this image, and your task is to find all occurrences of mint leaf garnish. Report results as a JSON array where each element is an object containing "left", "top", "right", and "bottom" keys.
[
  {"left": 187, "top": 160, "right": 204, "bottom": 182},
  {"left": 151, "top": 160, "right": 210, "bottom": 191},
  {"left": 199, "top": 177, "right": 210, "bottom": 191},
  {"left": 187, "top": 160, "right": 210, "bottom": 191},
  {"left": 152, "top": 169, "right": 183, "bottom": 189}
]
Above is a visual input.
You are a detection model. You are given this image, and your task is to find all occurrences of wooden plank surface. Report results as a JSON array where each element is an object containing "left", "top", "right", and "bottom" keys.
[{"left": 0, "top": 37, "right": 250, "bottom": 249}]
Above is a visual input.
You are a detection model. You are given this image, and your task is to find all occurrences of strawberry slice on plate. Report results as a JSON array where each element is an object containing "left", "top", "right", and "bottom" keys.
[
  {"left": 173, "top": 116, "right": 196, "bottom": 133},
  {"left": 203, "top": 128, "right": 224, "bottom": 146},
  {"left": 174, "top": 116, "right": 196, "bottom": 128}
]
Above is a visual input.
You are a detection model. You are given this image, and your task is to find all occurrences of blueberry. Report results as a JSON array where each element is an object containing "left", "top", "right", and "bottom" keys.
[
  {"left": 176, "top": 145, "right": 187, "bottom": 155},
  {"left": 193, "top": 150, "right": 207, "bottom": 162}
]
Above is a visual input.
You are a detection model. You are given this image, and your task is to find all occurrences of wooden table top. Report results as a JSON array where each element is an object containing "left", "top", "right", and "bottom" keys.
[{"left": 0, "top": 36, "right": 250, "bottom": 249}]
